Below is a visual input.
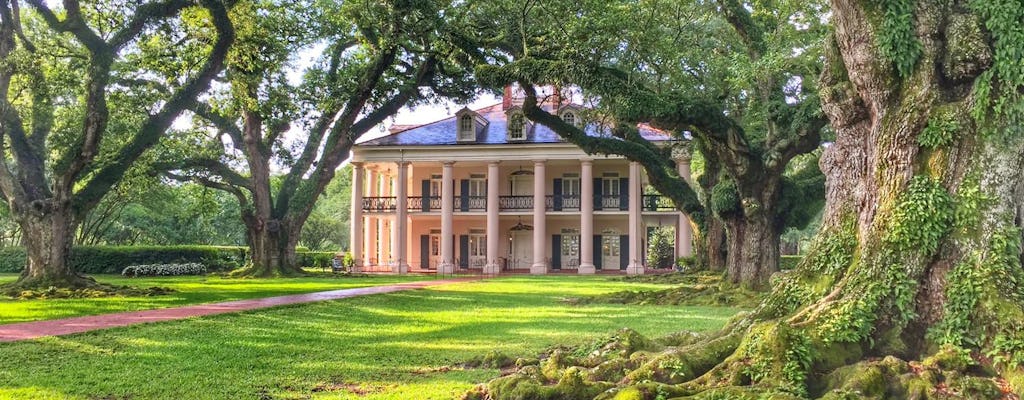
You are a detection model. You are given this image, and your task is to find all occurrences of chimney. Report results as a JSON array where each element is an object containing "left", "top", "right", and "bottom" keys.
[
  {"left": 551, "top": 85, "right": 562, "bottom": 108},
  {"left": 502, "top": 85, "right": 513, "bottom": 110}
]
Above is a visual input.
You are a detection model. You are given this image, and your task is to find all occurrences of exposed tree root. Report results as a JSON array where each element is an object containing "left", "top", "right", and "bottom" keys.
[
  {"left": 1, "top": 273, "right": 174, "bottom": 299},
  {"left": 463, "top": 323, "right": 1021, "bottom": 399}
]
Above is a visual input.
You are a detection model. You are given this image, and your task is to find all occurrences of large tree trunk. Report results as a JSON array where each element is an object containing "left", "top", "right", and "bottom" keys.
[
  {"left": 237, "top": 215, "right": 303, "bottom": 277},
  {"left": 696, "top": 215, "right": 728, "bottom": 271},
  {"left": 723, "top": 212, "right": 779, "bottom": 289},
  {"left": 472, "top": 0, "right": 1024, "bottom": 397},
  {"left": 5, "top": 200, "right": 97, "bottom": 290}
]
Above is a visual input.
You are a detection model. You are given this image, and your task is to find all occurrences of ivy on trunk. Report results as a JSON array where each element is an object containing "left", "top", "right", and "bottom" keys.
[{"left": 470, "top": 0, "right": 1024, "bottom": 396}]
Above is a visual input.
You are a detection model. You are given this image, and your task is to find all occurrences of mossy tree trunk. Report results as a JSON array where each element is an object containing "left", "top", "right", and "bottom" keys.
[
  {"left": 0, "top": 0, "right": 233, "bottom": 291},
  {"left": 472, "top": 0, "right": 1024, "bottom": 397},
  {"left": 241, "top": 214, "right": 303, "bottom": 277},
  {"left": 9, "top": 200, "right": 96, "bottom": 289},
  {"left": 722, "top": 212, "right": 779, "bottom": 288}
]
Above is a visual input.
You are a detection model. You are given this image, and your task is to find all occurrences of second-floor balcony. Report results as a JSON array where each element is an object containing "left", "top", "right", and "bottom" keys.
[{"left": 362, "top": 194, "right": 677, "bottom": 213}]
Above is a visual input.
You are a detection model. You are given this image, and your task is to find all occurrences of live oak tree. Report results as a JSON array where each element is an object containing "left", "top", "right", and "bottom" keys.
[
  {"left": 471, "top": 0, "right": 827, "bottom": 288},
  {"left": 0, "top": 0, "right": 233, "bottom": 291},
  {"left": 162, "top": 0, "right": 476, "bottom": 276},
  {"left": 470, "top": 0, "right": 1024, "bottom": 397}
]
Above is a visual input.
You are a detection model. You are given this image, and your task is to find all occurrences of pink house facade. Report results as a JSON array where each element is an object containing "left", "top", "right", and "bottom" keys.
[{"left": 349, "top": 96, "right": 695, "bottom": 275}]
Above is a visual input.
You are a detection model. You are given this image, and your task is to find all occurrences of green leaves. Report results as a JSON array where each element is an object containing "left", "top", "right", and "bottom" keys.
[
  {"left": 877, "top": 0, "right": 922, "bottom": 78},
  {"left": 884, "top": 176, "right": 954, "bottom": 254},
  {"left": 918, "top": 110, "right": 960, "bottom": 149}
]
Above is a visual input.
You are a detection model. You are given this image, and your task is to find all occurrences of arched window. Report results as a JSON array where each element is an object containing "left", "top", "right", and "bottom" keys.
[
  {"left": 458, "top": 115, "right": 474, "bottom": 140},
  {"left": 562, "top": 111, "right": 576, "bottom": 127},
  {"left": 508, "top": 113, "right": 526, "bottom": 140}
]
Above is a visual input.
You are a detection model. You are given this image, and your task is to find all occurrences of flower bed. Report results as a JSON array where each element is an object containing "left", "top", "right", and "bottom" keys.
[{"left": 122, "top": 263, "right": 207, "bottom": 277}]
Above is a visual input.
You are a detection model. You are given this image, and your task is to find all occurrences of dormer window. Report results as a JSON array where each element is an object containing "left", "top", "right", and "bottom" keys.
[
  {"left": 455, "top": 107, "right": 487, "bottom": 143},
  {"left": 562, "top": 111, "right": 577, "bottom": 127},
  {"left": 558, "top": 105, "right": 584, "bottom": 128},
  {"left": 508, "top": 112, "right": 527, "bottom": 141},
  {"left": 458, "top": 115, "right": 474, "bottom": 141}
]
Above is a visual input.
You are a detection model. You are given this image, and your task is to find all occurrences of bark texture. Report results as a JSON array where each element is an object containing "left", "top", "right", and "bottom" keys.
[
  {"left": 0, "top": 0, "right": 233, "bottom": 291},
  {"left": 469, "top": 0, "right": 1024, "bottom": 397}
]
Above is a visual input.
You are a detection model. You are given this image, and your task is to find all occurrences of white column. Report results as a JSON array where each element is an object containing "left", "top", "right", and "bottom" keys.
[
  {"left": 677, "top": 155, "right": 694, "bottom": 258},
  {"left": 627, "top": 161, "right": 644, "bottom": 275},
  {"left": 364, "top": 169, "right": 377, "bottom": 266},
  {"left": 378, "top": 172, "right": 389, "bottom": 264},
  {"left": 578, "top": 160, "right": 595, "bottom": 274},
  {"left": 392, "top": 162, "right": 410, "bottom": 273},
  {"left": 531, "top": 160, "right": 548, "bottom": 274},
  {"left": 350, "top": 163, "right": 364, "bottom": 271},
  {"left": 484, "top": 162, "right": 501, "bottom": 274},
  {"left": 439, "top": 162, "right": 455, "bottom": 274}
]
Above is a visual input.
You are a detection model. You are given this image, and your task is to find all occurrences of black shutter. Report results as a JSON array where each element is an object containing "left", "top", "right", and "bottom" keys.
[
  {"left": 619, "top": 178, "right": 629, "bottom": 210},
  {"left": 553, "top": 179, "right": 563, "bottom": 211},
  {"left": 420, "top": 235, "right": 430, "bottom": 269},
  {"left": 551, "top": 235, "right": 562, "bottom": 270},
  {"left": 593, "top": 178, "right": 603, "bottom": 211},
  {"left": 620, "top": 234, "right": 629, "bottom": 270},
  {"left": 421, "top": 180, "right": 431, "bottom": 211},
  {"left": 460, "top": 179, "right": 470, "bottom": 211},
  {"left": 593, "top": 235, "right": 603, "bottom": 269},
  {"left": 459, "top": 235, "right": 469, "bottom": 268}
]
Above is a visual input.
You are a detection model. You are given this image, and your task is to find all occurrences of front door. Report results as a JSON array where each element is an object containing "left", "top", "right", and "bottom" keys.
[
  {"left": 429, "top": 232, "right": 442, "bottom": 268},
  {"left": 510, "top": 230, "right": 532, "bottom": 270},
  {"left": 602, "top": 235, "right": 621, "bottom": 270},
  {"left": 561, "top": 232, "right": 580, "bottom": 269},
  {"left": 469, "top": 232, "right": 486, "bottom": 267}
]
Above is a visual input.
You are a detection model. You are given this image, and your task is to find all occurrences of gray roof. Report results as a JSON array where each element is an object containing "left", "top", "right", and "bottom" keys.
[{"left": 358, "top": 103, "right": 675, "bottom": 147}]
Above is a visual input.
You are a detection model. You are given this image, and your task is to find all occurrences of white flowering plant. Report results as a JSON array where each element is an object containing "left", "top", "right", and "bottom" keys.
[{"left": 121, "top": 263, "right": 207, "bottom": 277}]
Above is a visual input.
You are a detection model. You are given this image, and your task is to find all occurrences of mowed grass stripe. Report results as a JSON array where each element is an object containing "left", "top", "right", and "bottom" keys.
[
  {"left": 0, "top": 273, "right": 435, "bottom": 325},
  {"left": 0, "top": 276, "right": 741, "bottom": 400}
]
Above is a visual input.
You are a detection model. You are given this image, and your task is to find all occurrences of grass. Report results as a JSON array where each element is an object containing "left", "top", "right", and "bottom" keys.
[
  {"left": 0, "top": 275, "right": 742, "bottom": 400},
  {"left": 0, "top": 273, "right": 432, "bottom": 325}
]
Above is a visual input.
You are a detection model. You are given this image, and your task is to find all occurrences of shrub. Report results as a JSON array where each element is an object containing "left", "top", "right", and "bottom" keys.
[
  {"left": 122, "top": 263, "right": 207, "bottom": 277},
  {"left": 0, "top": 246, "right": 247, "bottom": 274},
  {"left": 297, "top": 251, "right": 336, "bottom": 269},
  {"left": 676, "top": 256, "right": 699, "bottom": 272},
  {"left": 0, "top": 246, "right": 338, "bottom": 274},
  {"left": 646, "top": 226, "right": 676, "bottom": 269}
]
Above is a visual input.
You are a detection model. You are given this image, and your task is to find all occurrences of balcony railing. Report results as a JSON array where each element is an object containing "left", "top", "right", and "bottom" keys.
[
  {"left": 558, "top": 195, "right": 581, "bottom": 210},
  {"left": 361, "top": 194, "right": 675, "bottom": 213},
  {"left": 596, "top": 195, "right": 623, "bottom": 210},
  {"left": 455, "top": 196, "right": 487, "bottom": 211},
  {"left": 362, "top": 197, "right": 397, "bottom": 212},
  {"left": 498, "top": 195, "right": 532, "bottom": 210},
  {"left": 642, "top": 195, "right": 676, "bottom": 211}
]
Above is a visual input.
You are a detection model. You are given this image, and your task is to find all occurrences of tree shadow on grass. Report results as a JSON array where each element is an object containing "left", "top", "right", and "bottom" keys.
[{"left": 0, "top": 281, "right": 741, "bottom": 399}]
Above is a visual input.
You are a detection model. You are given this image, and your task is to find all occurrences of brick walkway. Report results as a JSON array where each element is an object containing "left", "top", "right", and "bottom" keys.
[{"left": 0, "top": 277, "right": 481, "bottom": 343}]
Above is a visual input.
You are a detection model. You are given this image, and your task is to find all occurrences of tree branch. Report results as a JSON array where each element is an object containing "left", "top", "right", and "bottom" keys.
[
  {"left": 155, "top": 157, "right": 253, "bottom": 190},
  {"left": 108, "top": 0, "right": 192, "bottom": 51},
  {"left": 73, "top": 0, "right": 235, "bottom": 217},
  {"left": 518, "top": 83, "right": 707, "bottom": 228}
]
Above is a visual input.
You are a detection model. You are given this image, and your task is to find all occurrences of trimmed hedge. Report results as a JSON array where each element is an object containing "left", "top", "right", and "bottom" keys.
[
  {"left": 0, "top": 246, "right": 338, "bottom": 274},
  {"left": 298, "top": 251, "right": 336, "bottom": 270}
]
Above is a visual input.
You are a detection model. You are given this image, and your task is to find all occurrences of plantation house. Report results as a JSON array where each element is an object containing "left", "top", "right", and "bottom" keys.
[{"left": 349, "top": 88, "right": 695, "bottom": 274}]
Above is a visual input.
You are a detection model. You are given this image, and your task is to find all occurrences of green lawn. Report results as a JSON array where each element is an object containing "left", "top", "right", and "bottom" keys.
[
  {"left": 0, "top": 276, "right": 742, "bottom": 400},
  {"left": 0, "top": 273, "right": 432, "bottom": 325}
]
